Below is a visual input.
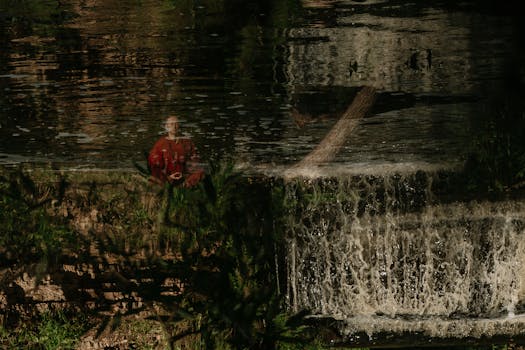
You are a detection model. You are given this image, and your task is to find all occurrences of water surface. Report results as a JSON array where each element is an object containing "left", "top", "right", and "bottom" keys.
[{"left": 0, "top": 0, "right": 521, "bottom": 172}]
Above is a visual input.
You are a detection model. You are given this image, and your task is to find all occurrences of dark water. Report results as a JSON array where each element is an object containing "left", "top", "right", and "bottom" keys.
[{"left": 0, "top": 0, "right": 522, "bottom": 172}]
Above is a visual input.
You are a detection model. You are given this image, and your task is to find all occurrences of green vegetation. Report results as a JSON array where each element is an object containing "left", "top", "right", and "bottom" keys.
[
  {"left": 0, "top": 170, "right": 75, "bottom": 266},
  {"left": 0, "top": 311, "right": 89, "bottom": 350},
  {"left": 130, "top": 162, "right": 315, "bottom": 349},
  {"left": 0, "top": 163, "right": 316, "bottom": 349}
]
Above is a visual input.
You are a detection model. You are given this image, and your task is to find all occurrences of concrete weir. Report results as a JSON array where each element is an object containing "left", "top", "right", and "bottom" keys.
[
  {"left": 282, "top": 171, "right": 525, "bottom": 345},
  {"left": 278, "top": 61, "right": 525, "bottom": 344}
]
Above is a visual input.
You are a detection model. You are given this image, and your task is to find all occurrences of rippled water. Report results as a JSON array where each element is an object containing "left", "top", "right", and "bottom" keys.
[{"left": 0, "top": 0, "right": 520, "bottom": 172}]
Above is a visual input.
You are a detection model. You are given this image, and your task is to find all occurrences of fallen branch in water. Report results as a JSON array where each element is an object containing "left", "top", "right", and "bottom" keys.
[{"left": 285, "top": 86, "right": 377, "bottom": 179}]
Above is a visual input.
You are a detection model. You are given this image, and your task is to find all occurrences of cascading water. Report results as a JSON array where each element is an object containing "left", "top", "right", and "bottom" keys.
[{"left": 283, "top": 166, "right": 525, "bottom": 342}]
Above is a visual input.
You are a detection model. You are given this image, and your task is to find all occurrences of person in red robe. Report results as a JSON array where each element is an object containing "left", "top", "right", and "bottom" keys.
[{"left": 148, "top": 115, "right": 204, "bottom": 187}]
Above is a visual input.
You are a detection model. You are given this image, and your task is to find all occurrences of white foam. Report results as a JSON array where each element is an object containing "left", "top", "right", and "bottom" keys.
[
  {"left": 252, "top": 161, "right": 462, "bottom": 179},
  {"left": 285, "top": 176, "right": 525, "bottom": 340}
]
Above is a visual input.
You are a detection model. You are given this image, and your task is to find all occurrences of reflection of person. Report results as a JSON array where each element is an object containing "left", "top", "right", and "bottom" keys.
[{"left": 148, "top": 115, "right": 204, "bottom": 187}]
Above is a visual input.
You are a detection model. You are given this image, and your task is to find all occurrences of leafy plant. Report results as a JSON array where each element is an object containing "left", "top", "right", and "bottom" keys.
[
  {"left": 0, "top": 168, "right": 75, "bottom": 265},
  {"left": 132, "top": 160, "right": 313, "bottom": 349}
]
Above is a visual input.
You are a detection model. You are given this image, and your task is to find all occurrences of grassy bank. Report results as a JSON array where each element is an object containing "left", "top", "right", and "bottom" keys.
[{"left": 0, "top": 164, "right": 322, "bottom": 349}]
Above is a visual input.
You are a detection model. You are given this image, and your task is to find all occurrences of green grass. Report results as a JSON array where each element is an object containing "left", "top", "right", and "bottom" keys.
[{"left": 0, "top": 311, "right": 89, "bottom": 350}]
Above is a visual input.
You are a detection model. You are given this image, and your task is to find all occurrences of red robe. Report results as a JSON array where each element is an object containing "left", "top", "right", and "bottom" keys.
[{"left": 148, "top": 137, "right": 204, "bottom": 186}]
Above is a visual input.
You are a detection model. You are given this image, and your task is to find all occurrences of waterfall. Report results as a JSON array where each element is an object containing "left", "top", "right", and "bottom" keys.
[{"left": 283, "top": 168, "right": 525, "bottom": 340}]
